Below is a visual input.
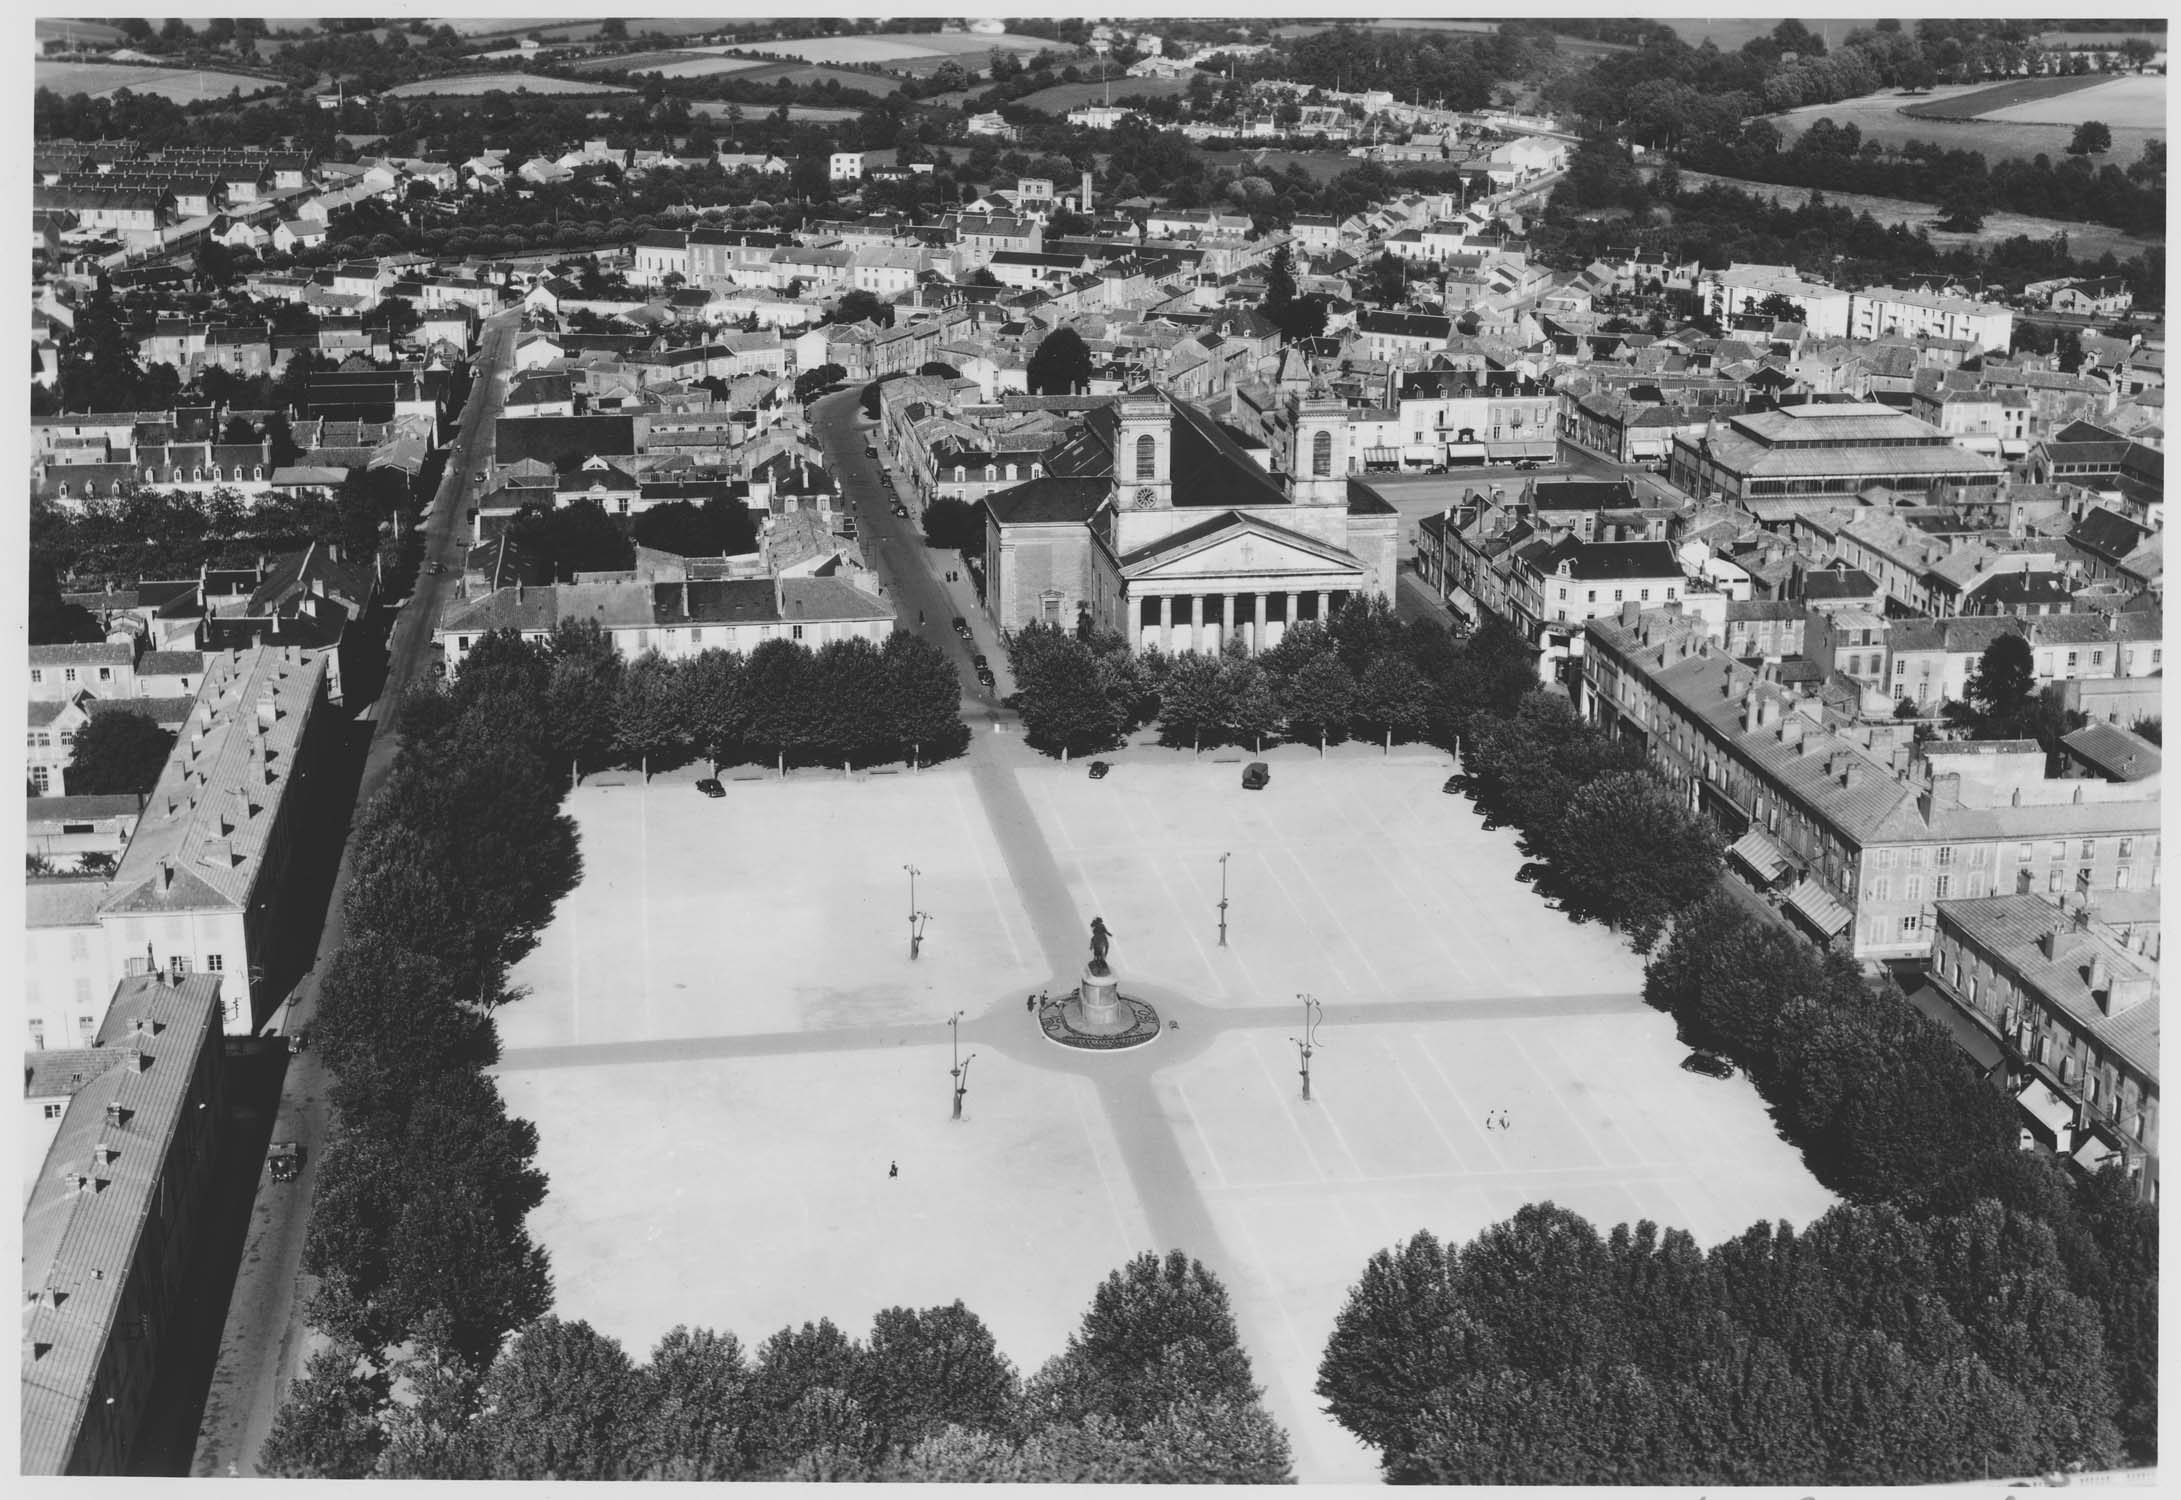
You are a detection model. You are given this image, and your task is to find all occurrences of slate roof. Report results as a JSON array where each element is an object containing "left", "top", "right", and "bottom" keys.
[
  {"left": 492, "top": 415, "right": 638, "bottom": 470},
  {"left": 984, "top": 476, "right": 1111, "bottom": 527},
  {"left": 1169, "top": 397, "right": 1288, "bottom": 510},
  {"left": 22, "top": 973, "right": 226, "bottom": 1475},
  {"left": 99, "top": 648, "right": 324, "bottom": 918},
  {"left": 779, "top": 577, "right": 892, "bottom": 622},
  {"left": 649, "top": 579, "right": 776, "bottom": 626},
  {"left": 2061, "top": 721, "right": 2161, "bottom": 783}
]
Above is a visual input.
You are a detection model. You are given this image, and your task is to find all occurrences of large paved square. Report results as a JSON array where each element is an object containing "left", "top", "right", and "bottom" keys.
[
  {"left": 1021, "top": 752, "right": 1641, "bottom": 1009},
  {"left": 500, "top": 775, "right": 1046, "bottom": 1051},
  {"left": 492, "top": 757, "right": 1835, "bottom": 1483}
]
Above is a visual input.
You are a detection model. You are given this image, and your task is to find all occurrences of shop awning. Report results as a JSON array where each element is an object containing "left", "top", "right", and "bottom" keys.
[
  {"left": 1362, "top": 447, "right": 1401, "bottom": 463},
  {"left": 1783, "top": 879, "right": 1852, "bottom": 937},
  {"left": 1903, "top": 983, "right": 2005, "bottom": 1074},
  {"left": 1727, "top": 829, "right": 1790, "bottom": 885},
  {"left": 2017, "top": 1078, "right": 2077, "bottom": 1142},
  {"left": 1489, "top": 440, "right": 1557, "bottom": 461},
  {"left": 2071, "top": 1129, "right": 2125, "bottom": 1174},
  {"left": 2000, "top": 439, "right": 2029, "bottom": 458},
  {"left": 1444, "top": 441, "right": 1489, "bottom": 459}
]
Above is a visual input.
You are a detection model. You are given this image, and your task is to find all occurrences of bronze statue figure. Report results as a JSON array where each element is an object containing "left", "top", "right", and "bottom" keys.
[{"left": 1089, "top": 916, "right": 1114, "bottom": 966}]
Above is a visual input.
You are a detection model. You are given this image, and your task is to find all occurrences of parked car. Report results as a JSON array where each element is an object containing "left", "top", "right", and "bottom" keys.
[
  {"left": 971, "top": 653, "right": 989, "bottom": 669},
  {"left": 1681, "top": 1051, "right": 1735, "bottom": 1079},
  {"left": 474, "top": 469, "right": 487, "bottom": 483},
  {"left": 696, "top": 778, "right": 725, "bottom": 798},
  {"left": 951, "top": 617, "right": 970, "bottom": 637},
  {"left": 1515, "top": 861, "right": 1547, "bottom": 884},
  {"left": 1441, "top": 774, "right": 1470, "bottom": 795},
  {"left": 429, "top": 560, "right": 445, "bottom": 574},
  {"left": 1088, "top": 760, "right": 1111, "bottom": 779},
  {"left": 268, "top": 1141, "right": 305, "bottom": 1183},
  {"left": 865, "top": 444, "right": 877, "bottom": 457},
  {"left": 1515, "top": 459, "right": 1542, "bottom": 471},
  {"left": 1241, "top": 761, "right": 1270, "bottom": 790},
  {"left": 974, "top": 666, "right": 996, "bottom": 688}
]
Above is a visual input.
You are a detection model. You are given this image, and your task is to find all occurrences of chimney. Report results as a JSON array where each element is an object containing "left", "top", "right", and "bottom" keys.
[
  {"left": 1741, "top": 692, "right": 1761, "bottom": 733},
  {"left": 1620, "top": 599, "right": 1639, "bottom": 628},
  {"left": 1841, "top": 761, "right": 1863, "bottom": 790},
  {"left": 1758, "top": 696, "right": 1779, "bottom": 728},
  {"left": 2039, "top": 925, "right": 2063, "bottom": 960},
  {"left": 1778, "top": 716, "right": 1804, "bottom": 749},
  {"left": 2103, "top": 973, "right": 2153, "bottom": 1016},
  {"left": 517, "top": 581, "right": 525, "bottom": 604}
]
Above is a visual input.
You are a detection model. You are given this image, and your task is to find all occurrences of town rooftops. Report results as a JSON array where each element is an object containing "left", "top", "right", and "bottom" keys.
[
  {"left": 2061, "top": 722, "right": 2162, "bottom": 783},
  {"left": 983, "top": 476, "right": 1110, "bottom": 527}
]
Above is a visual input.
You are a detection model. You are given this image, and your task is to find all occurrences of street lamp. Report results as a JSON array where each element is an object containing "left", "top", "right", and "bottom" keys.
[
  {"left": 1217, "top": 852, "right": 1232, "bottom": 947},
  {"left": 948, "top": 1010, "right": 975, "bottom": 1121},
  {"left": 1291, "top": 993, "right": 1324, "bottom": 1103},
  {"left": 903, "top": 865, "right": 919, "bottom": 957}
]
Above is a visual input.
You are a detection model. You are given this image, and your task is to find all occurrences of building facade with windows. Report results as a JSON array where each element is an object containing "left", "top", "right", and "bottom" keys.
[
  {"left": 1583, "top": 609, "right": 2162, "bottom": 961},
  {"left": 24, "top": 648, "right": 332, "bottom": 1041},
  {"left": 1927, "top": 895, "right": 2157, "bottom": 1203}
]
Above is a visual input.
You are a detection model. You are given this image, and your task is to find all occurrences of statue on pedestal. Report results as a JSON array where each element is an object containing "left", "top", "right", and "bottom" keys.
[{"left": 1088, "top": 916, "right": 1115, "bottom": 971}]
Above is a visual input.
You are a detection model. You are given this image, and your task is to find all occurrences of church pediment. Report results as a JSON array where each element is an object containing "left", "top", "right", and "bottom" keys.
[{"left": 1120, "top": 514, "right": 1359, "bottom": 582}]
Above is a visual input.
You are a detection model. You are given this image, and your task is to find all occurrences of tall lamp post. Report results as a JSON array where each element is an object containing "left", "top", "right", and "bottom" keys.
[
  {"left": 903, "top": 865, "right": 920, "bottom": 958},
  {"left": 948, "top": 1010, "right": 975, "bottom": 1121},
  {"left": 1291, "top": 993, "right": 1324, "bottom": 1103},
  {"left": 1217, "top": 851, "right": 1232, "bottom": 947}
]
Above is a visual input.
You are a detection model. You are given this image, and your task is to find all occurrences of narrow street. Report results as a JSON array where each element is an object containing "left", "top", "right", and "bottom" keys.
[{"left": 187, "top": 307, "right": 524, "bottom": 1478}]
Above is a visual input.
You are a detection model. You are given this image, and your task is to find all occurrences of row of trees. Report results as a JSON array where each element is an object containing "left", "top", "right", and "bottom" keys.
[
  {"left": 1318, "top": 1188, "right": 2145, "bottom": 1483},
  {"left": 266, "top": 1250, "right": 1292, "bottom": 1481},
  {"left": 1640, "top": 896, "right": 2159, "bottom": 1461},
  {"left": 295, "top": 636, "right": 585, "bottom": 1380}
]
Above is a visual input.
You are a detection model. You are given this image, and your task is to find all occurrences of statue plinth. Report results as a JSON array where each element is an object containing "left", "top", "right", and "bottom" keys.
[{"left": 1081, "top": 960, "right": 1120, "bottom": 1026}]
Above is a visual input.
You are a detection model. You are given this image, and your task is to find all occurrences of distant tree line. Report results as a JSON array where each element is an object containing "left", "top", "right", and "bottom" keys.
[{"left": 264, "top": 1250, "right": 1293, "bottom": 1482}]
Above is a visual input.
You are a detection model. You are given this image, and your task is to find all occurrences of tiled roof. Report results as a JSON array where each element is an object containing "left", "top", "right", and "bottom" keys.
[
  {"left": 778, "top": 577, "right": 891, "bottom": 622},
  {"left": 22, "top": 973, "right": 225, "bottom": 1474},
  {"left": 28, "top": 644, "right": 134, "bottom": 669},
  {"left": 135, "top": 651, "right": 204, "bottom": 679}
]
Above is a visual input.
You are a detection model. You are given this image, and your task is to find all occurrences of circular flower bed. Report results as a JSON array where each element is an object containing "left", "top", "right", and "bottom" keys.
[{"left": 1039, "top": 988, "right": 1162, "bottom": 1051}]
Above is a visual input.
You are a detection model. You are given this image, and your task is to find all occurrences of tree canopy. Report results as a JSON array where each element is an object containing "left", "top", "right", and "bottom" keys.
[{"left": 63, "top": 711, "right": 176, "bottom": 796}]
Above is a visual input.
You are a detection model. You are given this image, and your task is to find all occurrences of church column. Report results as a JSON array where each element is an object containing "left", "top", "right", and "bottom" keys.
[
  {"left": 1219, "top": 592, "right": 1234, "bottom": 654},
  {"left": 1159, "top": 593, "right": 1173, "bottom": 652},
  {"left": 1315, "top": 590, "right": 1329, "bottom": 625},
  {"left": 1188, "top": 594, "right": 1204, "bottom": 654},
  {"left": 1284, "top": 591, "right": 1299, "bottom": 647},
  {"left": 1246, "top": 592, "right": 1263, "bottom": 652}
]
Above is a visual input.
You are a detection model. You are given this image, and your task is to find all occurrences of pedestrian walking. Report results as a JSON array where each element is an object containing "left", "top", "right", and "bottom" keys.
[
  {"left": 1485, "top": 1112, "right": 1496, "bottom": 1131},
  {"left": 1026, "top": 994, "right": 1035, "bottom": 1013},
  {"left": 888, "top": 1161, "right": 899, "bottom": 1179}
]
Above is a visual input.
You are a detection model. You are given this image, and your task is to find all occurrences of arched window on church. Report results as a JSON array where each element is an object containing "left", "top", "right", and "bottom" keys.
[
  {"left": 1312, "top": 430, "right": 1332, "bottom": 477},
  {"left": 1135, "top": 433, "right": 1156, "bottom": 481}
]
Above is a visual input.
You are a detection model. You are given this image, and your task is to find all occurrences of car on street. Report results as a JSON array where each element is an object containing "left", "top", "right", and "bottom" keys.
[
  {"left": 1088, "top": 760, "right": 1111, "bottom": 779},
  {"left": 268, "top": 1141, "right": 305, "bottom": 1183},
  {"left": 1515, "top": 861, "right": 1547, "bottom": 884},
  {"left": 474, "top": 470, "right": 487, "bottom": 483},
  {"left": 971, "top": 653, "right": 988, "bottom": 669},
  {"left": 1681, "top": 1051, "right": 1735, "bottom": 1079},
  {"left": 1441, "top": 774, "right": 1470, "bottom": 795},
  {"left": 951, "top": 616, "right": 970, "bottom": 637},
  {"left": 696, "top": 778, "right": 725, "bottom": 798},
  {"left": 429, "top": 560, "right": 445, "bottom": 574},
  {"left": 974, "top": 666, "right": 996, "bottom": 688},
  {"left": 1241, "top": 761, "right": 1270, "bottom": 790},
  {"left": 1516, "top": 459, "right": 1542, "bottom": 471}
]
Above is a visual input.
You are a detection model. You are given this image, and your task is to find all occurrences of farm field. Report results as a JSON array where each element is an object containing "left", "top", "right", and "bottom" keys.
[
  {"left": 1013, "top": 76, "right": 1197, "bottom": 116},
  {"left": 1769, "top": 82, "right": 2165, "bottom": 166},
  {"left": 1980, "top": 74, "right": 2167, "bottom": 127},
  {"left": 691, "top": 102, "right": 863, "bottom": 125},
  {"left": 382, "top": 72, "right": 633, "bottom": 98},
  {"left": 1672, "top": 169, "right": 2162, "bottom": 265},
  {"left": 729, "top": 62, "right": 905, "bottom": 95},
  {"left": 34, "top": 60, "right": 282, "bottom": 102},
  {"left": 1901, "top": 73, "right": 2111, "bottom": 120},
  {"left": 1199, "top": 148, "right": 1369, "bottom": 184},
  {"left": 733, "top": 31, "right": 1055, "bottom": 67},
  {"left": 35, "top": 20, "right": 124, "bottom": 45}
]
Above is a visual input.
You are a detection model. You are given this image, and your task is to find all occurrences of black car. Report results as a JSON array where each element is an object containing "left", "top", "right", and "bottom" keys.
[
  {"left": 1088, "top": 760, "right": 1111, "bottom": 779},
  {"left": 974, "top": 666, "right": 996, "bottom": 687},
  {"left": 972, "top": 653, "right": 989, "bottom": 669},
  {"left": 1516, "top": 862, "right": 1548, "bottom": 884},
  {"left": 1441, "top": 774, "right": 1470, "bottom": 795},
  {"left": 1241, "top": 761, "right": 1270, "bottom": 790},
  {"left": 1681, "top": 1051, "right": 1735, "bottom": 1079},
  {"left": 696, "top": 778, "right": 725, "bottom": 798},
  {"left": 951, "top": 617, "right": 971, "bottom": 637},
  {"left": 1515, "top": 459, "right": 1543, "bottom": 471},
  {"left": 865, "top": 444, "right": 877, "bottom": 457}
]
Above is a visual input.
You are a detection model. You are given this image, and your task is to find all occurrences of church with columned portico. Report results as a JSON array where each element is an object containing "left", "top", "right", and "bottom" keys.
[{"left": 979, "top": 387, "right": 1398, "bottom": 652}]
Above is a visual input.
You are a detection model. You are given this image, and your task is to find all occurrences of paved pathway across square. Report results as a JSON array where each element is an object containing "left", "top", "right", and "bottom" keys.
[{"left": 497, "top": 739, "right": 1834, "bottom": 1483}]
